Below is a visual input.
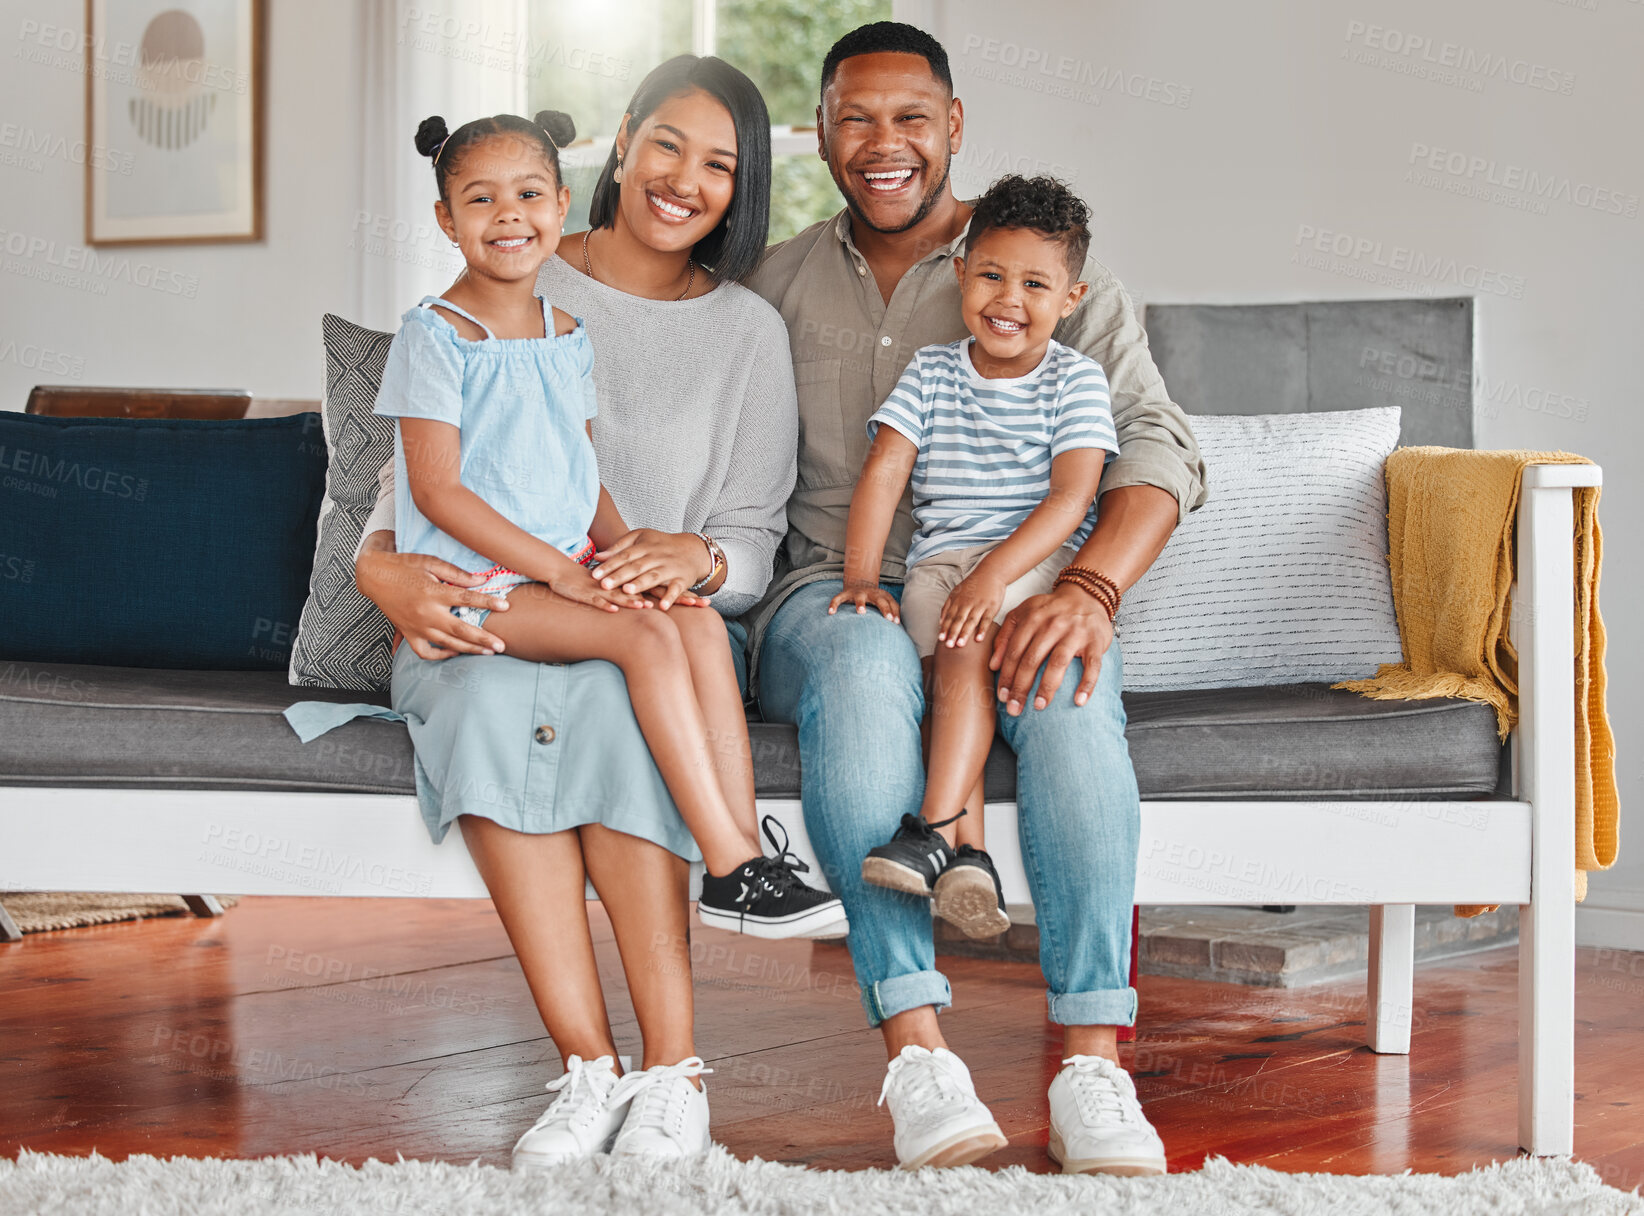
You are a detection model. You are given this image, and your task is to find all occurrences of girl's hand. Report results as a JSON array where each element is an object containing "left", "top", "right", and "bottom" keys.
[
  {"left": 592, "top": 529, "right": 713, "bottom": 600},
  {"left": 354, "top": 542, "right": 509, "bottom": 660},
  {"left": 547, "top": 565, "right": 651, "bottom": 613},
  {"left": 828, "top": 581, "right": 900, "bottom": 622},
  {"left": 939, "top": 572, "right": 1005, "bottom": 647}
]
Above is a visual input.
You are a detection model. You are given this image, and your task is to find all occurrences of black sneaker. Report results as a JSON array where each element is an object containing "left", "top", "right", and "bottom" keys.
[
  {"left": 861, "top": 812, "right": 964, "bottom": 897},
  {"left": 933, "top": 845, "right": 1010, "bottom": 939},
  {"left": 697, "top": 816, "right": 850, "bottom": 940}
]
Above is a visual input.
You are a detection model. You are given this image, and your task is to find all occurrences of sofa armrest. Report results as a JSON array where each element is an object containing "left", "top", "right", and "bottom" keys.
[{"left": 1522, "top": 463, "right": 1602, "bottom": 490}]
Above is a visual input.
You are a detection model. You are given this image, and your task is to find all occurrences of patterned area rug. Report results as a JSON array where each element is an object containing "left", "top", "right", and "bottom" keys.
[
  {"left": 0, "top": 893, "right": 238, "bottom": 934},
  {"left": 0, "top": 1148, "right": 1638, "bottom": 1216}
]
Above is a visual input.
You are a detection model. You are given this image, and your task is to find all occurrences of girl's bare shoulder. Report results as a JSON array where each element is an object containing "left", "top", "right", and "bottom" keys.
[{"left": 550, "top": 304, "right": 579, "bottom": 337}]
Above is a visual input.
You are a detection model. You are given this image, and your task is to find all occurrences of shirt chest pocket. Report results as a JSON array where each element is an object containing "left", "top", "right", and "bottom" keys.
[{"left": 793, "top": 358, "right": 859, "bottom": 487}]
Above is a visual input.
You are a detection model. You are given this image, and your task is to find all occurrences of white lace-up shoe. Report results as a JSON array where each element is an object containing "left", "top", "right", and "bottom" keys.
[
  {"left": 878, "top": 1045, "right": 1007, "bottom": 1169},
  {"left": 511, "top": 1054, "right": 626, "bottom": 1171},
  {"left": 1047, "top": 1054, "right": 1167, "bottom": 1176},
  {"left": 608, "top": 1056, "right": 713, "bottom": 1161}
]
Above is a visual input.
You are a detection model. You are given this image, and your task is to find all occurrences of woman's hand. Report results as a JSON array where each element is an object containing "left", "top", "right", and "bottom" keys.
[
  {"left": 355, "top": 540, "right": 509, "bottom": 661},
  {"left": 827, "top": 581, "right": 900, "bottom": 621},
  {"left": 989, "top": 583, "right": 1113, "bottom": 714},
  {"left": 938, "top": 572, "right": 1004, "bottom": 647},
  {"left": 592, "top": 529, "right": 713, "bottom": 606}
]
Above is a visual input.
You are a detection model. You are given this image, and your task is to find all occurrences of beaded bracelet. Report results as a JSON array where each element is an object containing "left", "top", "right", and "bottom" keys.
[{"left": 1054, "top": 565, "right": 1121, "bottom": 621}]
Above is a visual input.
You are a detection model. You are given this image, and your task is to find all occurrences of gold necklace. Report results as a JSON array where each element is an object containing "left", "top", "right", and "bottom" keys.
[{"left": 582, "top": 231, "right": 695, "bottom": 301}]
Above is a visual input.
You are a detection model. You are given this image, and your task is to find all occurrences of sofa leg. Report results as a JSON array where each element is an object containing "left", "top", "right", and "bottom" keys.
[
  {"left": 0, "top": 901, "right": 21, "bottom": 942},
  {"left": 181, "top": 895, "right": 225, "bottom": 919},
  {"left": 1367, "top": 904, "right": 1414, "bottom": 1054}
]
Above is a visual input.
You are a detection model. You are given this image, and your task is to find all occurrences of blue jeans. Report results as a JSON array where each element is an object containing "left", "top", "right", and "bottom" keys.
[{"left": 757, "top": 579, "right": 1139, "bottom": 1028}]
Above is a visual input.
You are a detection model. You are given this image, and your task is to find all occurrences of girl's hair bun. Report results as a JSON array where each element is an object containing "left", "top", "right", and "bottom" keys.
[
  {"left": 414, "top": 115, "right": 450, "bottom": 159},
  {"left": 535, "top": 109, "right": 576, "bottom": 149}
]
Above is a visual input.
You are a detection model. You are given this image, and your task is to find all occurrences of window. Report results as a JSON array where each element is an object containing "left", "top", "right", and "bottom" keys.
[{"left": 527, "top": 0, "right": 891, "bottom": 243}]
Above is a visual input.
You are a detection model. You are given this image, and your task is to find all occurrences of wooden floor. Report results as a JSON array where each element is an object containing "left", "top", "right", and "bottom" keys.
[{"left": 2, "top": 897, "right": 1641, "bottom": 1188}]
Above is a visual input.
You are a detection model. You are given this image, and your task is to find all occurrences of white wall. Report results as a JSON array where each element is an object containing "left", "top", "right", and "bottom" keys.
[
  {"left": 927, "top": 0, "right": 1643, "bottom": 946},
  {"left": 0, "top": 0, "right": 365, "bottom": 406}
]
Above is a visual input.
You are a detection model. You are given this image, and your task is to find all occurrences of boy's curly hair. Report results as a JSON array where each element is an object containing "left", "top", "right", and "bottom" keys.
[{"left": 964, "top": 175, "right": 1091, "bottom": 277}]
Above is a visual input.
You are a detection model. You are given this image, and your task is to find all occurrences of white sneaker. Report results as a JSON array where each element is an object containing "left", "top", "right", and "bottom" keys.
[
  {"left": 877, "top": 1045, "right": 1007, "bottom": 1169},
  {"left": 1047, "top": 1054, "right": 1167, "bottom": 1176},
  {"left": 608, "top": 1056, "right": 713, "bottom": 1161},
  {"left": 511, "top": 1054, "right": 627, "bottom": 1171}
]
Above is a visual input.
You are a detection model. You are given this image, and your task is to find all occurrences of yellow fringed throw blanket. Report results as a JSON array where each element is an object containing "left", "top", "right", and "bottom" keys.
[{"left": 1336, "top": 447, "right": 1616, "bottom": 912}]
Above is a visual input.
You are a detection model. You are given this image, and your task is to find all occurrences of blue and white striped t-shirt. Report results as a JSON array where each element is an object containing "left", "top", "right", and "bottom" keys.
[{"left": 867, "top": 338, "right": 1119, "bottom": 569}]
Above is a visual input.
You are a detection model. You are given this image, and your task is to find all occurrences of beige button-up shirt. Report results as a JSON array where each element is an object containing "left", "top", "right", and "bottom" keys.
[{"left": 744, "top": 207, "right": 1207, "bottom": 655}]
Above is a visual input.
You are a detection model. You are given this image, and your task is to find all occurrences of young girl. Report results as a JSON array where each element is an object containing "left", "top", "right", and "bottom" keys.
[{"left": 375, "top": 109, "right": 845, "bottom": 940}]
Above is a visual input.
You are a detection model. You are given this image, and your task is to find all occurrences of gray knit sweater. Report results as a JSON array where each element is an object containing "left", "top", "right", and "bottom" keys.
[{"left": 364, "top": 255, "right": 799, "bottom": 617}]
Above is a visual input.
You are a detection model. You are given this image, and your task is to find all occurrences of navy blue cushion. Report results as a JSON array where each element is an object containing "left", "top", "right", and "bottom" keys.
[{"left": 0, "top": 412, "right": 326, "bottom": 670}]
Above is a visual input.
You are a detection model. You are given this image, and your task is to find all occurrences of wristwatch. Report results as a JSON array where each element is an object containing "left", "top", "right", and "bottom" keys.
[{"left": 689, "top": 532, "right": 726, "bottom": 594}]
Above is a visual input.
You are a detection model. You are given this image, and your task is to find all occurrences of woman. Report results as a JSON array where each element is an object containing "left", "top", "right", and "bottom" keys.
[{"left": 354, "top": 56, "right": 798, "bottom": 1168}]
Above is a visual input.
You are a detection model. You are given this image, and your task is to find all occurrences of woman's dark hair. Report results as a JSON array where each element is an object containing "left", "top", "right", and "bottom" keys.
[
  {"left": 965, "top": 174, "right": 1092, "bottom": 276},
  {"left": 414, "top": 110, "right": 576, "bottom": 202},
  {"left": 587, "top": 55, "right": 771, "bottom": 285}
]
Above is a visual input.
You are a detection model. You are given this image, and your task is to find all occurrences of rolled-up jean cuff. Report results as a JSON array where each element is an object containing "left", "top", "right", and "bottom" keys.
[
  {"left": 1047, "top": 986, "right": 1138, "bottom": 1028},
  {"left": 862, "top": 969, "right": 952, "bottom": 1027}
]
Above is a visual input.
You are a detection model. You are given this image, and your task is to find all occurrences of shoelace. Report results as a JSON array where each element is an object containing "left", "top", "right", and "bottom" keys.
[
  {"left": 899, "top": 809, "right": 966, "bottom": 841},
  {"left": 756, "top": 815, "right": 812, "bottom": 895},
  {"left": 609, "top": 1056, "right": 712, "bottom": 1137},
  {"left": 877, "top": 1047, "right": 964, "bottom": 1113},
  {"left": 1062, "top": 1055, "right": 1138, "bottom": 1125},
  {"left": 533, "top": 1054, "right": 615, "bottom": 1132}
]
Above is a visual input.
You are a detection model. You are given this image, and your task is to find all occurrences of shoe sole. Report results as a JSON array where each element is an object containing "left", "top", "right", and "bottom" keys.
[
  {"left": 1047, "top": 1129, "right": 1166, "bottom": 1176},
  {"left": 900, "top": 1123, "right": 1009, "bottom": 1170},
  {"left": 933, "top": 868, "right": 1010, "bottom": 939},
  {"left": 861, "top": 856, "right": 935, "bottom": 897},
  {"left": 697, "top": 903, "right": 850, "bottom": 940}
]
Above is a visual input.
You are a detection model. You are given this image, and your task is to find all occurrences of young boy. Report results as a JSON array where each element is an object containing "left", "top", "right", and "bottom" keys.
[{"left": 827, "top": 175, "right": 1118, "bottom": 939}]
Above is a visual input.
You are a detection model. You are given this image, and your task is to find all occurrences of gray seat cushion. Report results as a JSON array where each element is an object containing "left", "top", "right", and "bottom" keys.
[{"left": 0, "top": 663, "right": 1504, "bottom": 800}]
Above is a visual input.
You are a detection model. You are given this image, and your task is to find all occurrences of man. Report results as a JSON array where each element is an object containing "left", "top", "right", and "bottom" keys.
[{"left": 746, "top": 22, "right": 1206, "bottom": 1173}]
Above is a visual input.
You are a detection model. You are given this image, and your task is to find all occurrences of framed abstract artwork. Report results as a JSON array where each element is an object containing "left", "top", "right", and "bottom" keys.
[{"left": 85, "top": 0, "right": 265, "bottom": 245}]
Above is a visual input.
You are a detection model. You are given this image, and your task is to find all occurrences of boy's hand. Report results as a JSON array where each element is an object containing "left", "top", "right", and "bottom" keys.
[
  {"left": 939, "top": 572, "right": 1005, "bottom": 647},
  {"left": 546, "top": 566, "right": 650, "bottom": 613},
  {"left": 828, "top": 581, "right": 901, "bottom": 622}
]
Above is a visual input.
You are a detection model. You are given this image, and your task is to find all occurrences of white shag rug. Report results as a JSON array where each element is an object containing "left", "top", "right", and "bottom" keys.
[{"left": 2, "top": 1147, "right": 1640, "bottom": 1216}]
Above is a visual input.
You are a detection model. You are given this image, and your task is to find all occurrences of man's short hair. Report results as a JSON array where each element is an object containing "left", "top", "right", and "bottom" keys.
[
  {"left": 964, "top": 175, "right": 1092, "bottom": 277},
  {"left": 820, "top": 21, "right": 952, "bottom": 99}
]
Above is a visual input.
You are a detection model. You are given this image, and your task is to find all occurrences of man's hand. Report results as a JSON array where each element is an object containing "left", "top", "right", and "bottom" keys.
[
  {"left": 989, "top": 583, "right": 1112, "bottom": 714},
  {"left": 938, "top": 571, "right": 1004, "bottom": 647},
  {"left": 828, "top": 580, "right": 901, "bottom": 621},
  {"left": 355, "top": 540, "right": 509, "bottom": 661}
]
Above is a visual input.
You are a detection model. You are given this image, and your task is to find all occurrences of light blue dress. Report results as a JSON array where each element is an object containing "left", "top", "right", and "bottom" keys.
[
  {"left": 373, "top": 295, "right": 601, "bottom": 579},
  {"left": 364, "top": 295, "right": 698, "bottom": 858}
]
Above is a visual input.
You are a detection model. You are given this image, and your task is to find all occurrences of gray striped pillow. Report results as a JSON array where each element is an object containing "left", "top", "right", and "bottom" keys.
[{"left": 1118, "top": 408, "right": 1402, "bottom": 691}]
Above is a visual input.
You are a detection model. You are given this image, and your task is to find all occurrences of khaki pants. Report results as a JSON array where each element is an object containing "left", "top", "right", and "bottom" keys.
[{"left": 898, "top": 541, "right": 1080, "bottom": 658}]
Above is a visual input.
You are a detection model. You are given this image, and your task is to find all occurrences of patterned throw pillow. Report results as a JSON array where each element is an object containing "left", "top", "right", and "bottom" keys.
[
  {"left": 287, "top": 315, "right": 398, "bottom": 692},
  {"left": 1118, "top": 407, "right": 1404, "bottom": 691}
]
